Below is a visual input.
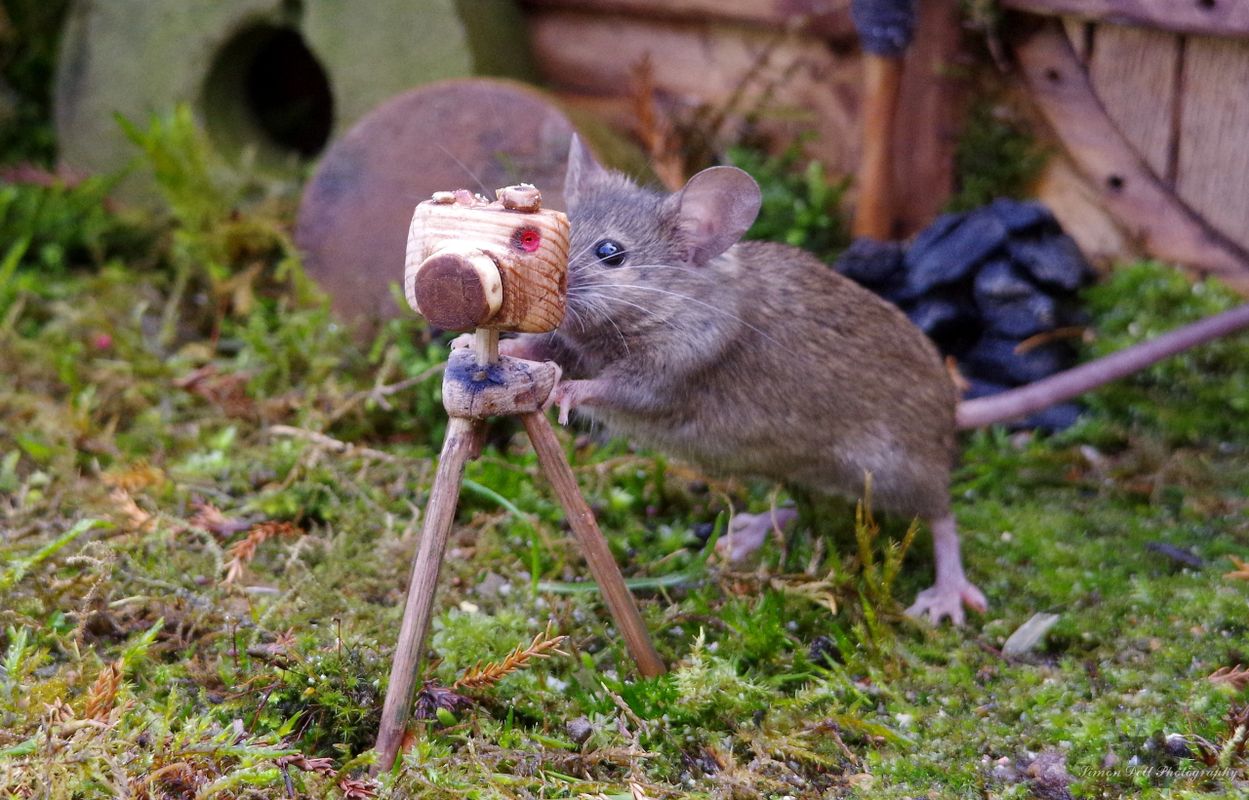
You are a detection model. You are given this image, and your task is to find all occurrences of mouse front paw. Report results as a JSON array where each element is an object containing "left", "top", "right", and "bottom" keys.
[
  {"left": 546, "top": 379, "right": 590, "bottom": 426},
  {"left": 905, "top": 580, "right": 987, "bottom": 626}
]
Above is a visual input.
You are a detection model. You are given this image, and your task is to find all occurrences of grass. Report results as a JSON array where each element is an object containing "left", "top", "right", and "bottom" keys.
[{"left": 2, "top": 116, "right": 1248, "bottom": 799}]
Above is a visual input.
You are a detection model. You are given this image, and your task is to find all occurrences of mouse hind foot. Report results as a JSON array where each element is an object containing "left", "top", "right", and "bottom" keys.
[
  {"left": 905, "top": 513, "right": 987, "bottom": 626},
  {"left": 715, "top": 507, "right": 798, "bottom": 564}
]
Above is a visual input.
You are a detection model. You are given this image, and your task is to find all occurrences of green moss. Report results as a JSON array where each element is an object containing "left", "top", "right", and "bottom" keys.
[
  {"left": 2, "top": 101, "right": 1248, "bottom": 797},
  {"left": 947, "top": 100, "right": 1048, "bottom": 212}
]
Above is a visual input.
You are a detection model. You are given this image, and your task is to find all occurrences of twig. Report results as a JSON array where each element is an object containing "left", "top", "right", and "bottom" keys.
[
  {"left": 266, "top": 425, "right": 398, "bottom": 463},
  {"left": 327, "top": 363, "right": 445, "bottom": 423},
  {"left": 452, "top": 625, "right": 569, "bottom": 690}
]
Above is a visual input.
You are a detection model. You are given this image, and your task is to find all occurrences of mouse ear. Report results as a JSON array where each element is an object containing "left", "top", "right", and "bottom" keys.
[
  {"left": 563, "top": 134, "right": 608, "bottom": 211},
  {"left": 669, "top": 166, "right": 761, "bottom": 264}
]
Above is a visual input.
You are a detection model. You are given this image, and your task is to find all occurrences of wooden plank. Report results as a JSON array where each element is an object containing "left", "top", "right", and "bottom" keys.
[
  {"left": 1088, "top": 24, "right": 1180, "bottom": 179},
  {"left": 1063, "top": 17, "right": 1092, "bottom": 62},
  {"left": 891, "top": 0, "right": 963, "bottom": 235},
  {"left": 1035, "top": 156, "right": 1134, "bottom": 267},
  {"left": 1011, "top": 19, "right": 1249, "bottom": 293},
  {"left": 528, "top": 9, "right": 863, "bottom": 177},
  {"left": 521, "top": 0, "right": 856, "bottom": 40},
  {"left": 1001, "top": 0, "right": 1249, "bottom": 39},
  {"left": 1178, "top": 36, "right": 1249, "bottom": 254}
]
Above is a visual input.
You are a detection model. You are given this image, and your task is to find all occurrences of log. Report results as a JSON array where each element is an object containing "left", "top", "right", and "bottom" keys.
[
  {"left": 1000, "top": 0, "right": 1249, "bottom": 39},
  {"left": 527, "top": 9, "right": 863, "bottom": 179},
  {"left": 521, "top": 0, "right": 856, "bottom": 40},
  {"left": 1011, "top": 19, "right": 1249, "bottom": 293},
  {"left": 1177, "top": 36, "right": 1249, "bottom": 255}
]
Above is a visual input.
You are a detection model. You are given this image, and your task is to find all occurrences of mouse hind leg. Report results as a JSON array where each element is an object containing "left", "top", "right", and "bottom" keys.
[
  {"left": 905, "top": 513, "right": 987, "bottom": 625},
  {"left": 716, "top": 506, "right": 798, "bottom": 564}
]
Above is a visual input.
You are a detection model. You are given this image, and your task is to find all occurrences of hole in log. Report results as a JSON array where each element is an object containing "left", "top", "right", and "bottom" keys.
[
  {"left": 1196, "top": 0, "right": 1216, "bottom": 11},
  {"left": 1044, "top": 68, "right": 1062, "bottom": 83},
  {"left": 201, "top": 24, "right": 334, "bottom": 164},
  {"left": 1106, "top": 175, "right": 1125, "bottom": 192}
]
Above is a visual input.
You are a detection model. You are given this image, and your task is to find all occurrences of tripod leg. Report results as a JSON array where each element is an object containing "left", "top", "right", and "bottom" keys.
[
  {"left": 375, "top": 415, "right": 483, "bottom": 772},
  {"left": 520, "top": 411, "right": 666, "bottom": 678}
]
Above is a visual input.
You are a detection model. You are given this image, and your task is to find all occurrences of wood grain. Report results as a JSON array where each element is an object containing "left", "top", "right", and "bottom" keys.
[
  {"left": 890, "top": 0, "right": 963, "bottom": 234},
  {"left": 406, "top": 200, "right": 570, "bottom": 333},
  {"left": 527, "top": 9, "right": 863, "bottom": 179},
  {"left": 521, "top": 0, "right": 856, "bottom": 40},
  {"left": 521, "top": 411, "right": 666, "bottom": 678},
  {"left": 853, "top": 54, "right": 902, "bottom": 238},
  {"left": 1088, "top": 24, "right": 1181, "bottom": 180},
  {"left": 1012, "top": 19, "right": 1249, "bottom": 293},
  {"left": 374, "top": 415, "right": 484, "bottom": 772},
  {"left": 1178, "top": 36, "right": 1249, "bottom": 253},
  {"left": 1001, "top": 0, "right": 1249, "bottom": 38}
]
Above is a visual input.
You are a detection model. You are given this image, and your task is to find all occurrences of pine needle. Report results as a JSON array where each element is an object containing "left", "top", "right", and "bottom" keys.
[
  {"left": 452, "top": 625, "right": 569, "bottom": 691},
  {"left": 223, "top": 521, "right": 301, "bottom": 584},
  {"left": 84, "top": 660, "right": 123, "bottom": 721}
]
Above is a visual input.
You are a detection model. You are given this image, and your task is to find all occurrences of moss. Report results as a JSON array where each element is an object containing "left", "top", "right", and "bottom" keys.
[
  {"left": 2, "top": 100, "right": 1248, "bottom": 797},
  {"left": 947, "top": 99, "right": 1048, "bottom": 213}
]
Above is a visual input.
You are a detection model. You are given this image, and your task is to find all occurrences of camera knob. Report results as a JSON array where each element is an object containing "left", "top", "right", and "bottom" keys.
[{"left": 412, "top": 244, "right": 503, "bottom": 331}]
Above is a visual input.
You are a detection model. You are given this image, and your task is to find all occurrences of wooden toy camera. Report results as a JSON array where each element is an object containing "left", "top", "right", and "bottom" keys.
[
  {"left": 377, "top": 183, "right": 663, "bottom": 773},
  {"left": 404, "top": 185, "right": 569, "bottom": 333}
]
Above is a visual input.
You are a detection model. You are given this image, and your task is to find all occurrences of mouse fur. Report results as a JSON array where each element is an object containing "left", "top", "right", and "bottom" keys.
[{"left": 501, "top": 137, "right": 986, "bottom": 624}]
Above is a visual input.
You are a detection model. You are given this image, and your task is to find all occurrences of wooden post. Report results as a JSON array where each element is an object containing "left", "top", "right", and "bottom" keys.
[
  {"left": 374, "top": 415, "right": 483, "bottom": 772},
  {"left": 520, "top": 411, "right": 667, "bottom": 678},
  {"left": 853, "top": 52, "right": 905, "bottom": 239}
]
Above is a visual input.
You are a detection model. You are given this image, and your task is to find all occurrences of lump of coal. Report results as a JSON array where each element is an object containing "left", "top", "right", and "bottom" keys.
[
  {"left": 974, "top": 261, "right": 1058, "bottom": 338},
  {"left": 903, "top": 211, "right": 1008, "bottom": 295},
  {"left": 828, "top": 198, "right": 1095, "bottom": 431},
  {"left": 964, "top": 335, "right": 1073, "bottom": 385},
  {"left": 1009, "top": 233, "right": 1091, "bottom": 291},
  {"left": 989, "top": 198, "right": 1058, "bottom": 235},
  {"left": 907, "top": 296, "right": 976, "bottom": 344},
  {"left": 834, "top": 237, "right": 905, "bottom": 289}
]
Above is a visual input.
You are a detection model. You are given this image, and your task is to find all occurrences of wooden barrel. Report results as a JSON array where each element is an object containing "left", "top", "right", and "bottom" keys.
[{"left": 1003, "top": 1, "right": 1249, "bottom": 292}]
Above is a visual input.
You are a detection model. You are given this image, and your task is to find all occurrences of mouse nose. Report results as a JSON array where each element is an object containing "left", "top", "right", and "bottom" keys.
[{"left": 410, "top": 244, "right": 503, "bottom": 331}]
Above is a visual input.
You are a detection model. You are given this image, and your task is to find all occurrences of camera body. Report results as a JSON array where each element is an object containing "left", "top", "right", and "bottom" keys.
[{"left": 404, "top": 185, "right": 570, "bottom": 333}]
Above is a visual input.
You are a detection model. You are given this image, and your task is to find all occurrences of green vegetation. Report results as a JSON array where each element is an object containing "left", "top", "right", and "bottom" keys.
[
  {"left": 2, "top": 99, "right": 1248, "bottom": 799},
  {"left": 728, "top": 144, "right": 850, "bottom": 262},
  {"left": 947, "top": 100, "right": 1048, "bottom": 213}
]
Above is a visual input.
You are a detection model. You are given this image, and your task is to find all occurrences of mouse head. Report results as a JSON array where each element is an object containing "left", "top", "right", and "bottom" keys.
[{"left": 561, "top": 136, "right": 761, "bottom": 339}]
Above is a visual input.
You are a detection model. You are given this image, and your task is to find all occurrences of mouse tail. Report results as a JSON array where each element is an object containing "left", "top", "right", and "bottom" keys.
[{"left": 955, "top": 303, "right": 1249, "bottom": 430}]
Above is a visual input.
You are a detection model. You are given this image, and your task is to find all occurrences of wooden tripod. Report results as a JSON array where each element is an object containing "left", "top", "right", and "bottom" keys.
[{"left": 373, "top": 329, "right": 666, "bottom": 772}]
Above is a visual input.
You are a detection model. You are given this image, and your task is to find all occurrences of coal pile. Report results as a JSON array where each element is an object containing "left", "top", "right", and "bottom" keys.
[{"left": 835, "top": 199, "right": 1094, "bottom": 430}]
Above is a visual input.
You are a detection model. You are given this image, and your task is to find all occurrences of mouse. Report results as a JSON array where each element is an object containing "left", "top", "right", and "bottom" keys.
[
  {"left": 487, "top": 137, "right": 979, "bottom": 624},
  {"left": 487, "top": 136, "right": 1249, "bottom": 625}
]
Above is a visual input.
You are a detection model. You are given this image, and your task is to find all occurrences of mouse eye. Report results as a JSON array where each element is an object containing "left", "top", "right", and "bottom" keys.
[{"left": 593, "top": 239, "right": 627, "bottom": 267}]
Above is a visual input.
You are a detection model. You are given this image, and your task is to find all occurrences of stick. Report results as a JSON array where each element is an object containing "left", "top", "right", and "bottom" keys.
[
  {"left": 374, "top": 415, "right": 484, "bottom": 772},
  {"left": 520, "top": 411, "right": 666, "bottom": 677},
  {"left": 853, "top": 53, "right": 905, "bottom": 239}
]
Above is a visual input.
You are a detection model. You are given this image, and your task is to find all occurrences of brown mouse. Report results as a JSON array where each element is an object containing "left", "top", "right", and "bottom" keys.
[
  {"left": 493, "top": 137, "right": 1249, "bottom": 624},
  {"left": 492, "top": 138, "right": 981, "bottom": 623}
]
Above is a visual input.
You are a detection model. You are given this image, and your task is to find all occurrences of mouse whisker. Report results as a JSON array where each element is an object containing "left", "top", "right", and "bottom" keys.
[{"left": 602, "top": 283, "right": 782, "bottom": 347}]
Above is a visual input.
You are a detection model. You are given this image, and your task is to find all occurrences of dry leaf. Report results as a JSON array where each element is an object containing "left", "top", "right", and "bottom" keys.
[
  {"left": 223, "top": 521, "right": 301, "bottom": 584},
  {"left": 1225, "top": 555, "right": 1249, "bottom": 581},
  {"left": 1209, "top": 665, "right": 1249, "bottom": 690}
]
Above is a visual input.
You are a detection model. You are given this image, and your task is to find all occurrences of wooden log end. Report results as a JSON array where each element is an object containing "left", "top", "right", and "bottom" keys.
[{"left": 413, "top": 250, "right": 503, "bottom": 332}]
